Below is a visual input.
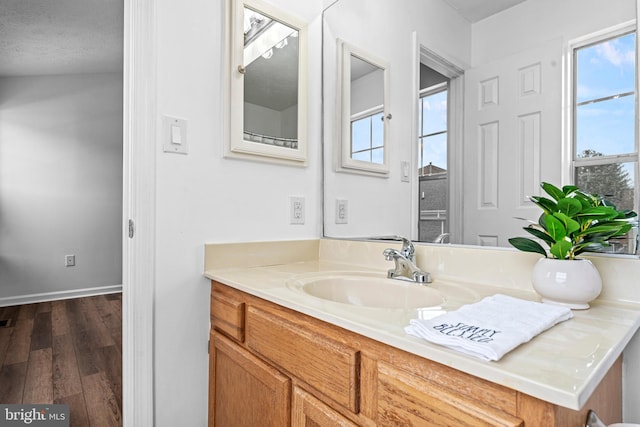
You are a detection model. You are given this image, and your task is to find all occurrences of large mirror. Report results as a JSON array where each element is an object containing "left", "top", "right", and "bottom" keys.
[
  {"left": 226, "top": 0, "right": 308, "bottom": 164},
  {"left": 322, "top": 0, "right": 639, "bottom": 257},
  {"left": 336, "top": 40, "right": 390, "bottom": 175}
]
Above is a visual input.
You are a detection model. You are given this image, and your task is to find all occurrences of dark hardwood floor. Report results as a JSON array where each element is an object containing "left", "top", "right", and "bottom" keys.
[{"left": 0, "top": 293, "right": 122, "bottom": 426}]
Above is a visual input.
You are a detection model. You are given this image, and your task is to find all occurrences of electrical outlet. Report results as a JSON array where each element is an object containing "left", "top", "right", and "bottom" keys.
[
  {"left": 336, "top": 199, "right": 348, "bottom": 224},
  {"left": 65, "top": 255, "right": 75, "bottom": 267},
  {"left": 290, "top": 196, "right": 305, "bottom": 224}
]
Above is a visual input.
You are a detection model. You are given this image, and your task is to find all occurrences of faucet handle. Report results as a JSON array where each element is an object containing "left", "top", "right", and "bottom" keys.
[{"left": 399, "top": 236, "right": 415, "bottom": 261}]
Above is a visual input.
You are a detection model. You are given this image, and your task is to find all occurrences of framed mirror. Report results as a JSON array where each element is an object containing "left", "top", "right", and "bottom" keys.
[
  {"left": 336, "top": 40, "right": 390, "bottom": 175},
  {"left": 322, "top": 0, "right": 639, "bottom": 257},
  {"left": 226, "top": 0, "right": 308, "bottom": 164}
]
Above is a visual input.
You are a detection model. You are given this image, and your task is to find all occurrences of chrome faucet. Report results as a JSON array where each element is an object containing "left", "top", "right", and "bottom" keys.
[
  {"left": 383, "top": 237, "right": 432, "bottom": 284},
  {"left": 433, "top": 232, "right": 450, "bottom": 244}
]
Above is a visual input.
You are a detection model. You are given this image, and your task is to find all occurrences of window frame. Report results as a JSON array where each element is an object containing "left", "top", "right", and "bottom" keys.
[
  {"left": 350, "top": 105, "right": 385, "bottom": 164},
  {"left": 418, "top": 82, "right": 448, "bottom": 177},
  {"left": 567, "top": 21, "right": 639, "bottom": 255},
  {"left": 571, "top": 24, "right": 638, "bottom": 164}
]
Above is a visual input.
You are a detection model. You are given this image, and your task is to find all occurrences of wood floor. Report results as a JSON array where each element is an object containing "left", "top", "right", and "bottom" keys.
[{"left": 0, "top": 293, "right": 122, "bottom": 426}]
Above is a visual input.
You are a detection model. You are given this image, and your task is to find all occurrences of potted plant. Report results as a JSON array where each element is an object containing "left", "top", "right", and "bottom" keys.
[{"left": 509, "top": 182, "right": 637, "bottom": 309}]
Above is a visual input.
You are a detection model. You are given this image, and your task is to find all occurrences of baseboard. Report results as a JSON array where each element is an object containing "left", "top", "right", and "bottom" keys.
[{"left": 0, "top": 284, "right": 123, "bottom": 307}]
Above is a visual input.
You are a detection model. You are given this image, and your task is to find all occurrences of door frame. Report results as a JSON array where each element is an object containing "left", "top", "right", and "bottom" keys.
[
  {"left": 411, "top": 37, "right": 465, "bottom": 243},
  {"left": 123, "top": 0, "right": 156, "bottom": 425}
]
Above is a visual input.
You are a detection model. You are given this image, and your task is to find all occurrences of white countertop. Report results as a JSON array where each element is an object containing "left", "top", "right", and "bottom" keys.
[{"left": 204, "top": 239, "right": 640, "bottom": 411}]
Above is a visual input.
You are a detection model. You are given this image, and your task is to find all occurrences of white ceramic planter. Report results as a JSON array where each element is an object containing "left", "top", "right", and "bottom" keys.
[{"left": 531, "top": 258, "right": 602, "bottom": 310}]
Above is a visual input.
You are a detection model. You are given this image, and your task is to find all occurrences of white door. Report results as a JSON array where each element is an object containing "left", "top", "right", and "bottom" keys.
[{"left": 463, "top": 39, "right": 564, "bottom": 247}]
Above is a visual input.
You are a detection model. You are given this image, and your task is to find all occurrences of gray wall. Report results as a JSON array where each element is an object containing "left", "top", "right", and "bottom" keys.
[{"left": 0, "top": 73, "right": 123, "bottom": 303}]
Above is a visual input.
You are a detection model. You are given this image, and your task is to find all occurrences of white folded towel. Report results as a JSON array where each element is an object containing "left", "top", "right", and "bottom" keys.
[{"left": 405, "top": 294, "right": 573, "bottom": 361}]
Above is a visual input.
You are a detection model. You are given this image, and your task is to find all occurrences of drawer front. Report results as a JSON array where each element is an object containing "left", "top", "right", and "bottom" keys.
[
  {"left": 246, "top": 306, "right": 360, "bottom": 413},
  {"left": 211, "top": 291, "right": 245, "bottom": 342},
  {"left": 376, "top": 361, "right": 523, "bottom": 427}
]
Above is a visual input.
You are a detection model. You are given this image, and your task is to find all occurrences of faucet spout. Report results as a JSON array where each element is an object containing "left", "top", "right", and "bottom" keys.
[
  {"left": 433, "top": 233, "right": 450, "bottom": 244},
  {"left": 383, "top": 238, "right": 432, "bottom": 284}
]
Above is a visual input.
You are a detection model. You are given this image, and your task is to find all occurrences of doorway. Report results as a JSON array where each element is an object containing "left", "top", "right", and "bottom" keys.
[
  {"left": 418, "top": 70, "right": 449, "bottom": 243},
  {"left": 415, "top": 47, "right": 464, "bottom": 244},
  {"left": 0, "top": 0, "right": 127, "bottom": 423}
]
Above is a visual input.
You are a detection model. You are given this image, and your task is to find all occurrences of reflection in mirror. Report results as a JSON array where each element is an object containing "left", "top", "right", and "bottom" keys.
[
  {"left": 350, "top": 55, "right": 384, "bottom": 164},
  {"left": 337, "top": 41, "right": 390, "bottom": 174},
  {"left": 418, "top": 71, "right": 449, "bottom": 243},
  {"left": 322, "top": 0, "right": 639, "bottom": 256},
  {"left": 227, "top": 0, "right": 308, "bottom": 164},
  {"left": 243, "top": 7, "right": 298, "bottom": 146}
]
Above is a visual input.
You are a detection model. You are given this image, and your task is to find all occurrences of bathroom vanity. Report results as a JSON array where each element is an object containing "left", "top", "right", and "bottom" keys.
[{"left": 205, "top": 239, "right": 640, "bottom": 426}]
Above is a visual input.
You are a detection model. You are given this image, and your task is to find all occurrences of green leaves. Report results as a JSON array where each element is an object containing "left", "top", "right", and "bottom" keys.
[
  {"left": 557, "top": 198, "right": 582, "bottom": 217},
  {"left": 541, "top": 182, "right": 565, "bottom": 201},
  {"left": 509, "top": 182, "right": 637, "bottom": 260},
  {"left": 543, "top": 214, "right": 567, "bottom": 241},
  {"left": 529, "top": 196, "right": 556, "bottom": 214},
  {"left": 508, "top": 237, "right": 547, "bottom": 257}
]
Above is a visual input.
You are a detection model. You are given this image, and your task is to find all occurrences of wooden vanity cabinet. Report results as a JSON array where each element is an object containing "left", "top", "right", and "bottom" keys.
[{"left": 208, "top": 281, "right": 622, "bottom": 426}]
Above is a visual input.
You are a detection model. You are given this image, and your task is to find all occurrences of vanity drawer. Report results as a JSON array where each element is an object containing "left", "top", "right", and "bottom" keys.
[
  {"left": 246, "top": 305, "right": 360, "bottom": 414},
  {"left": 210, "top": 283, "right": 245, "bottom": 342},
  {"left": 376, "top": 361, "right": 523, "bottom": 426}
]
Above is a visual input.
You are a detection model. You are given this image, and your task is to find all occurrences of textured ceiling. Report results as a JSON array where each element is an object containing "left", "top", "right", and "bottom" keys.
[{"left": 0, "top": 0, "right": 123, "bottom": 77}]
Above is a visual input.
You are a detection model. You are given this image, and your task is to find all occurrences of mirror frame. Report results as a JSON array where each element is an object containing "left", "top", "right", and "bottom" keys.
[
  {"left": 335, "top": 39, "right": 390, "bottom": 175},
  {"left": 225, "top": 0, "right": 309, "bottom": 165}
]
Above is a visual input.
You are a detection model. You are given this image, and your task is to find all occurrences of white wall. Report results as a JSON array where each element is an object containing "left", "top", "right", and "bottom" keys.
[
  {"left": 244, "top": 102, "right": 283, "bottom": 136},
  {"left": 322, "top": 0, "right": 470, "bottom": 238},
  {"left": 351, "top": 69, "right": 384, "bottom": 114},
  {"left": 154, "top": 0, "right": 323, "bottom": 425},
  {"left": 0, "top": 73, "right": 123, "bottom": 303},
  {"left": 244, "top": 101, "right": 298, "bottom": 138}
]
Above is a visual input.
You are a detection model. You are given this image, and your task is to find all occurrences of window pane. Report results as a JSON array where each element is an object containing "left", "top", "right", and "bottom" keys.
[
  {"left": 371, "top": 112, "right": 384, "bottom": 149},
  {"left": 576, "top": 32, "right": 636, "bottom": 104},
  {"left": 576, "top": 95, "right": 635, "bottom": 156},
  {"left": 575, "top": 161, "right": 635, "bottom": 210},
  {"left": 371, "top": 147, "right": 384, "bottom": 164},
  {"left": 351, "top": 117, "right": 371, "bottom": 152},
  {"left": 421, "top": 133, "right": 447, "bottom": 172},
  {"left": 352, "top": 150, "right": 370, "bottom": 162},
  {"left": 421, "top": 90, "right": 447, "bottom": 135},
  {"left": 575, "top": 162, "right": 637, "bottom": 254}
]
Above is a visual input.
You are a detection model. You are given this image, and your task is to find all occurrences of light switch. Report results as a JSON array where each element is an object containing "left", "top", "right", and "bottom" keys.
[
  {"left": 171, "top": 124, "right": 182, "bottom": 145},
  {"left": 401, "top": 161, "right": 410, "bottom": 182},
  {"left": 163, "top": 116, "right": 188, "bottom": 154}
]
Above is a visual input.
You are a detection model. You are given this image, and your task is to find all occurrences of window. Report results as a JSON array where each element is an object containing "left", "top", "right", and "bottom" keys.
[
  {"left": 418, "top": 83, "right": 448, "bottom": 176},
  {"left": 572, "top": 27, "right": 638, "bottom": 254},
  {"left": 418, "top": 82, "right": 449, "bottom": 242},
  {"left": 350, "top": 108, "right": 384, "bottom": 164}
]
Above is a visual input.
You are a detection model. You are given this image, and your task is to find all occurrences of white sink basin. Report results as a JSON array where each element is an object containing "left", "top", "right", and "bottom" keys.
[{"left": 291, "top": 273, "right": 444, "bottom": 309}]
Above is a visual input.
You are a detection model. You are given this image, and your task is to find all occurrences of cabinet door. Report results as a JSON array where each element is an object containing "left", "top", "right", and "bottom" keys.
[
  {"left": 292, "top": 386, "right": 358, "bottom": 427},
  {"left": 210, "top": 332, "right": 291, "bottom": 427}
]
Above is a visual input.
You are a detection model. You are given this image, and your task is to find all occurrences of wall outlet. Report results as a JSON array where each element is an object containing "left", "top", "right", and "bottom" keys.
[
  {"left": 290, "top": 196, "right": 305, "bottom": 224},
  {"left": 336, "top": 199, "right": 348, "bottom": 224},
  {"left": 65, "top": 254, "right": 76, "bottom": 267}
]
